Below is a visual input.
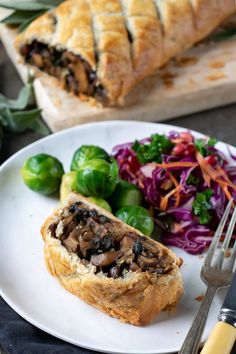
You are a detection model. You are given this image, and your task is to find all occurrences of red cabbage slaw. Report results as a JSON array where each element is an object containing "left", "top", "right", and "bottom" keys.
[{"left": 113, "top": 131, "right": 236, "bottom": 255}]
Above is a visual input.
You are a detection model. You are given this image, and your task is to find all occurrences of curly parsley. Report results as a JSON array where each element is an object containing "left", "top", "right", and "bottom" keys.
[
  {"left": 132, "top": 134, "right": 174, "bottom": 164},
  {"left": 192, "top": 189, "right": 213, "bottom": 225}
]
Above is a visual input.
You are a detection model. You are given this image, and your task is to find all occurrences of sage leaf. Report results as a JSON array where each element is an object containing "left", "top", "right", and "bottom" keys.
[
  {"left": 17, "top": 10, "right": 45, "bottom": 32},
  {"left": 0, "top": 123, "right": 3, "bottom": 153},
  {"left": 0, "top": 83, "right": 33, "bottom": 110},
  {"left": 0, "top": 10, "right": 37, "bottom": 25},
  {"left": 2, "top": 107, "right": 42, "bottom": 133},
  {"left": 211, "top": 28, "right": 236, "bottom": 42},
  {"left": 0, "top": 111, "right": 8, "bottom": 126},
  {"left": 0, "top": 80, "right": 50, "bottom": 157},
  {"left": 30, "top": 118, "right": 50, "bottom": 135},
  {"left": 0, "top": 1, "right": 52, "bottom": 11},
  {"left": 38, "top": 0, "right": 64, "bottom": 6}
]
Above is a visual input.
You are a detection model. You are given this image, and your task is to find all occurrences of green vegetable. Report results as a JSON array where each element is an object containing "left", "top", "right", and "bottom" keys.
[
  {"left": 0, "top": 0, "right": 63, "bottom": 32},
  {"left": 195, "top": 137, "right": 217, "bottom": 157},
  {"left": 0, "top": 1, "right": 51, "bottom": 10},
  {"left": 108, "top": 180, "right": 142, "bottom": 211},
  {"left": 0, "top": 107, "right": 43, "bottom": 133},
  {"left": 0, "top": 82, "right": 34, "bottom": 110},
  {"left": 0, "top": 82, "right": 49, "bottom": 152},
  {"left": 88, "top": 197, "right": 112, "bottom": 213},
  {"left": 76, "top": 158, "right": 118, "bottom": 198},
  {"left": 210, "top": 28, "right": 236, "bottom": 42},
  {"left": 60, "top": 171, "right": 77, "bottom": 202},
  {"left": 21, "top": 153, "right": 64, "bottom": 195},
  {"left": 192, "top": 189, "right": 213, "bottom": 225},
  {"left": 0, "top": 124, "right": 3, "bottom": 153},
  {"left": 115, "top": 206, "right": 154, "bottom": 236},
  {"left": 132, "top": 134, "right": 173, "bottom": 164},
  {"left": 187, "top": 174, "right": 200, "bottom": 186},
  {"left": 71, "top": 145, "right": 109, "bottom": 171}
]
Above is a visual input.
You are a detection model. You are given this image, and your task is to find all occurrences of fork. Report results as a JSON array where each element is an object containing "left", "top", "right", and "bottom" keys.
[{"left": 179, "top": 199, "right": 236, "bottom": 354}]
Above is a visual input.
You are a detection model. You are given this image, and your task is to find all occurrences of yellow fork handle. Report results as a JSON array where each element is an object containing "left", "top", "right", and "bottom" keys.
[{"left": 200, "top": 322, "right": 236, "bottom": 354}]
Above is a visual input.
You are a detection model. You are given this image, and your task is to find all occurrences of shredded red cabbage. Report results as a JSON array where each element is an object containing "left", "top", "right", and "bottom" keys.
[{"left": 113, "top": 131, "right": 236, "bottom": 255}]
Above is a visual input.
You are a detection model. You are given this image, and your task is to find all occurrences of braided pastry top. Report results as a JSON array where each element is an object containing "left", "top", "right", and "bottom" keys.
[{"left": 15, "top": 0, "right": 236, "bottom": 105}]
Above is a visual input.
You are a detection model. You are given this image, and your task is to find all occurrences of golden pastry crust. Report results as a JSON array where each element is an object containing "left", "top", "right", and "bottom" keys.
[
  {"left": 41, "top": 192, "right": 183, "bottom": 326},
  {"left": 190, "top": 0, "right": 236, "bottom": 41},
  {"left": 15, "top": 0, "right": 235, "bottom": 105}
]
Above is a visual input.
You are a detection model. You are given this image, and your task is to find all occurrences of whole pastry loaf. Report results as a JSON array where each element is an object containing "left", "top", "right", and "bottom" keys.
[
  {"left": 41, "top": 192, "right": 183, "bottom": 326},
  {"left": 15, "top": 0, "right": 235, "bottom": 106}
]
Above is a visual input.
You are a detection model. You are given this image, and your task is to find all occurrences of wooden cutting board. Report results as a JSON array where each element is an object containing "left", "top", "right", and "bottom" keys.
[{"left": 1, "top": 12, "right": 236, "bottom": 132}]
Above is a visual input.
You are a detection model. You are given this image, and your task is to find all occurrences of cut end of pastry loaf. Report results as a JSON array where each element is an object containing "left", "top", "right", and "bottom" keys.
[{"left": 41, "top": 192, "right": 183, "bottom": 326}]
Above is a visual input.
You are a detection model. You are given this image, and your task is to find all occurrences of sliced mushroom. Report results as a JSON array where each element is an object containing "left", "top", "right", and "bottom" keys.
[
  {"left": 62, "top": 219, "right": 77, "bottom": 240},
  {"left": 142, "top": 237, "right": 162, "bottom": 257},
  {"left": 32, "top": 53, "right": 43, "bottom": 68},
  {"left": 69, "top": 61, "right": 89, "bottom": 93},
  {"left": 48, "top": 223, "right": 57, "bottom": 238},
  {"left": 129, "top": 262, "right": 141, "bottom": 272},
  {"left": 90, "top": 250, "right": 123, "bottom": 267},
  {"left": 137, "top": 255, "right": 160, "bottom": 269},
  {"left": 62, "top": 51, "right": 78, "bottom": 64},
  {"left": 62, "top": 229, "right": 80, "bottom": 253},
  {"left": 78, "top": 235, "right": 92, "bottom": 258},
  {"left": 50, "top": 201, "right": 175, "bottom": 277}
]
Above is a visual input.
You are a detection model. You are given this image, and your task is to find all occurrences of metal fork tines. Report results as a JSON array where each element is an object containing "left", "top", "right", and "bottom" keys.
[{"left": 179, "top": 199, "right": 236, "bottom": 354}]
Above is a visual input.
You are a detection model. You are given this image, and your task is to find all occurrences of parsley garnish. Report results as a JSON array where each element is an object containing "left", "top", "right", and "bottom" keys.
[
  {"left": 187, "top": 174, "right": 200, "bottom": 186},
  {"left": 132, "top": 134, "right": 174, "bottom": 164},
  {"left": 195, "top": 137, "right": 217, "bottom": 157},
  {"left": 192, "top": 189, "right": 213, "bottom": 225}
]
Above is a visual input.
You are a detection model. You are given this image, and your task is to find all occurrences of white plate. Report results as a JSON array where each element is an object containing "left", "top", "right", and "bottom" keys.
[{"left": 0, "top": 121, "right": 234, "bottom": 354}]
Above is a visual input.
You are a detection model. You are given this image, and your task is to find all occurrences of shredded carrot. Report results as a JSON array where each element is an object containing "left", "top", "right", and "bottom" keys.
[
  {"left": 156, "top": 163, "right": 195, "bottom": 211},
  {"left": 160, "top": 173, "right": 181, "bottom": 211},
  {"left": 196, "top": 152, "right": 236, "bottom": 201},
  {"left": 160, "top": 188, "right": 178, "bottom": 211},
  {"left": 154, "top": 162, "right": 198, "bottom": 169},
  {"left": 215, "top": 166, "right": 236, "bottom": 192},
  {"left": 222, "top": 185, "right": 232, "bottom": 201},
  {"left": 169, "top": 173, "right": 181, "bottom": 207}
]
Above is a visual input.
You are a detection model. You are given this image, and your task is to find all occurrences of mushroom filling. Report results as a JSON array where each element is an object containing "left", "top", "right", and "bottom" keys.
[
  {"left": 20, "top": 41, "right": 107, "bottom": 103},
  {"left": 48, "top": 202, "right": 174, "bottom": 279}
]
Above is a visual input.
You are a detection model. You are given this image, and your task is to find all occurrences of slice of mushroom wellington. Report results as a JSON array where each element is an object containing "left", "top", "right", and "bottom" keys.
[
  {"left": 48, "top": 201, "right": 174, "bottom": 278},
  {"left": 15, "top": 0, "right": 236, "bottom": 105},
  {"left": 42, "top": 193, "right": 183, "bottom": 325}
]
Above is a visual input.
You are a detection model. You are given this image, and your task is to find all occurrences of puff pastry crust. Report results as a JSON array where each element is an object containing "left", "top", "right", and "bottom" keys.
[
  {"left": 41, "top": 192, "right": 183, "bottom": 326},
  {"left": 15, "top": 0, "right": 235, "bottom": 105}
]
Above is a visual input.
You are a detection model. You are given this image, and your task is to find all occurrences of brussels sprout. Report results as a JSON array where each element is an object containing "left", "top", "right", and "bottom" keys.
[
  {"left": 21, "top": 153, "right": 64, "bottom": 195},
  {"left": 71, "top": 145, "right": 109, "bottom": 171},
  {"left": 88, "top": 197, "right": 112, "bottom": 213},
  {"left": 109, "top": 180, "right": 142, "bottom": 211},
  {"left": 60, "top": 171, "right": 77, "bottom": 202},
  {"left": 76, "top": 158, "right": 118, "bottom": 198},
  {"left": 115, "top": 206, "right": 154, "bottom": 236}
]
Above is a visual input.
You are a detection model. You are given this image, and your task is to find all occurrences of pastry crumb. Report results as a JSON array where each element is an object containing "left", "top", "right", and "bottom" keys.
[
  {"left": 206, "top": 72, "right": 226, "bottom": 81},
  {"left": 161, "top": 71, "right": 177, "bottom": 89},
  {"left": 195, "top": 294, "right": 204, "bottom": 302},
  {"left": 225, "top": 250, "right": 231, "bottom": 258},
  {"left": 175, "top": 56, "right": 198, "bottom": 67},
  {"left": 208, "top": 60, "right": 225, "bottom": 69}
]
